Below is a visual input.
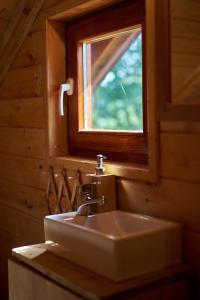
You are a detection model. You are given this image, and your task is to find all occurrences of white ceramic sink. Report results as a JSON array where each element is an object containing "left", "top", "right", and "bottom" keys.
[{"left": 44, "top": 210, "right": 182, "bottom": 281}]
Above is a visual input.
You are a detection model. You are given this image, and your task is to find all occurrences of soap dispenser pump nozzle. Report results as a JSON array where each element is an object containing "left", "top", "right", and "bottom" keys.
[{"left": 96, "top": 154, "right": 107, "bottom": 175}]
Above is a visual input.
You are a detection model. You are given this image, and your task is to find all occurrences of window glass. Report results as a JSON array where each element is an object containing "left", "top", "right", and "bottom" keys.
[{"left": 81, "top": 26, "right": 143, "bottom": 132}]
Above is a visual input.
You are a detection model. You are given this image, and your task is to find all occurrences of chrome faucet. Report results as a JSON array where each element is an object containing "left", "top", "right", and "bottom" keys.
[
  {"left": 76, "top": 182, "right": 105, "bottom": 216},
  {"left": 77, "top": 196, "right": 105, "bottom": 216}
]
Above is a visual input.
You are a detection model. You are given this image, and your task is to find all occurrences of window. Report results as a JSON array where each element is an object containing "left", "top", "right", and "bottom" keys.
[
  {"left": 66, "top": 0, "right": 147, "bottom": 164},
  {"left": 81, "top": 26, "right": 143, "bottom": 132}
]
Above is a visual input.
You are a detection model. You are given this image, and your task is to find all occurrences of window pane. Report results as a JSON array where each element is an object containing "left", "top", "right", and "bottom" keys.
[{"left": 82, "top": 26, "right": 143, "bottom": 132}]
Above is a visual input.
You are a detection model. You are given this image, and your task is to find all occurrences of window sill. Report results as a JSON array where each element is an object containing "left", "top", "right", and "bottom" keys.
[{"left": 49, "top": 155, "right": 158, "bottom": 182}]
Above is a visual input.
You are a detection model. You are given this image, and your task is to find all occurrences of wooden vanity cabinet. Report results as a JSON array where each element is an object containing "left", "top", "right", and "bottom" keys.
[
  {"left": 9, "top": 244, "right": 192, "bottom": 300},
  {"left": 9, "top": 260, "right": 81, "bottom": 300}
]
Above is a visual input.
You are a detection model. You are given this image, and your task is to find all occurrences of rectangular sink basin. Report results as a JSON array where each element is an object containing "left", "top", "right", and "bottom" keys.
[{"left": 44, "top": 210, "right": 182, "bottom": 281}]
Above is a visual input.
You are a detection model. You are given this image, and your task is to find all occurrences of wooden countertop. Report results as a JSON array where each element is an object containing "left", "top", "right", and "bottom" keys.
[{"left": 11, "top": 243, "right": 192, "bottom": 300}]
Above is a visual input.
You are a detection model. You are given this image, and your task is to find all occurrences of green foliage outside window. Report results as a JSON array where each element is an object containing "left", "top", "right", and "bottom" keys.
[{"left": 92, "top": 33, "right": 143, "bottom": 131}]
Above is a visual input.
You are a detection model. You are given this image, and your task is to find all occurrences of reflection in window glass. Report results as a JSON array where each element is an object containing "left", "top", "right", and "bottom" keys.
[{"left": 82, "top": 26, "right": 143, "bottom": 131}]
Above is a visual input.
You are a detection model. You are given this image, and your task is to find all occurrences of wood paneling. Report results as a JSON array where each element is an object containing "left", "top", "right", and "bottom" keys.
[
  {"left": 44, "top": 0, "right": 66, "bottom": 9},
  {"left": 171, "top": 53, "right": 200, "bottom": 68},
  {"left": 184, "top": 230, "right": 200, "bottom": 299},
  {"left": 45, "top": 20, "right": 68, "bottom": 157},
  {"left": 170, "top": 0, "right": 200, "bottom": 104},
  {"left": 0, "top": 0, "right": 45, "bottom": 83},
  {"left": 9, "top": 261, "right": 83, "bottom": 300},
  {"left": 160, "top": 121, "right": 200, "bottom": 133},
  {"left": 184, "top": 230, "right": 200, "bottom": 270},
  {"left": 0, "top": 19, "right": 8, "bottom": 37},
  {"left": 0, "top": 179, "right": 47, "bottom": 220},
  {"left": 45, "top": 0, "right": 124, "bottom": 20},
  {"left": 0, "top": 0, "right": 18, "bottom": 49},
  {"left": 171, "top": 37, "right": 200, "bottom": 55},
  {"left": 0, "top": 0, "right": 19, "bottom": 65},
  {"left": 170, "top": 0, "right": 200, "bottom": 21},
  {"left": 156, "top": 0, "right": 200, "bottom": 120},
  {"left": 171, "top": 19, "right": 200, "bottom": 40},
  {"left": 161, "top": 132, "right": 200, "bottom": 182},
  {"left": 0, "top": 128, "right": 45, "bottom": 158},
  {"left": 0, "top": 0, "right": 200, "bottom": 299},
  {"left": 11, "top": 30, "right": 43, "bottom": 69},
  {"left": 11, "top": 246, "right": 191, "bottom": 300},
  {"left": 0, "top": 0, "right": 18, "bottom": 19},
  {"left": 171, "top": 66, "right": 194, "bottom": 87},
  {"left": 0, "top": 65, "right": 43, "bottom": 99},
  {"left": 0, "top": 153, "right": 46, "bottom": 189},
  {"left": 118, "top": 178, "right": 200, "bottom": 232},
  {"left": 0, "top": 202, "right": 44, "bottom": 243},
  {"left": 30, "top": 9, "right": 45, "bottom": 32},
  {"left": 0, "top": 97, "right": 44, "bottom": 128},
  {"left": 0, "top": 1, "right": 27, "bottom": 56},
  {"left": 0, "top": 229, "right": 22, "bottom": 300}
]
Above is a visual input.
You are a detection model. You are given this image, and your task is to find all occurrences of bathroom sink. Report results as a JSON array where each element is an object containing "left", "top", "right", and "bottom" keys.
[{"left": 44, "top": 210, "right": 182, "bottom": 281}]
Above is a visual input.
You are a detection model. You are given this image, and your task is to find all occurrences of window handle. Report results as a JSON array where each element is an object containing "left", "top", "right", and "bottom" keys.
[{"left": 59, "top": 78, "right": 74, "bottom": 116}]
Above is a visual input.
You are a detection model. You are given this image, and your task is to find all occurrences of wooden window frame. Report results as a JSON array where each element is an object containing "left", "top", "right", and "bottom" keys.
[
  {"left": 44, "top": 0, "right": 159, "bottom": 182},
  {"left": 66, "top": 0, "right": 147, "bottom": 164}
]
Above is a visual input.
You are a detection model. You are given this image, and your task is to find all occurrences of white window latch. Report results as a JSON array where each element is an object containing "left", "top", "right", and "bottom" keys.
[{"left": 59, "top": 78, "right": 74, "bottom": 116}]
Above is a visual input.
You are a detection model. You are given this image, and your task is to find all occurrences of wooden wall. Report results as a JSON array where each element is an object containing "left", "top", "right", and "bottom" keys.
[
  {"left": 0, "top": 0, "right": 18, "bottom": 37},
  {"left": 170, "top": 0, "right": 200, "bottom": 104},
  {"left": 0, "top": 1, "right": 46, "bottom": 298},
  {"left": 0, "top": 0, "right": 200, "bottom": 299}
]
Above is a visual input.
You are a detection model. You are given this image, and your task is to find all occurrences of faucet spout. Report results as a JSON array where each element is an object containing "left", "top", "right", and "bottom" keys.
[{"left": 76, "top": 196, "right": 105, "bottom": 216}]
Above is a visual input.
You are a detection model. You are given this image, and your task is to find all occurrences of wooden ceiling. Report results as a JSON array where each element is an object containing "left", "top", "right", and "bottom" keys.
[
  {"left": 0, "top": 0, "right": 18, "bottom": 37},
  {"left": 0, "top": 0, "right": 44, "bottom": 84}
]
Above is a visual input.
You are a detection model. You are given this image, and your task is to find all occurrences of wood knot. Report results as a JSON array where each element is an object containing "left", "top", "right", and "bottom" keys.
[
  {"left": 23, "top": 7, "right": 30, "bottom": 15},
  {"left": 25, "top": 199, "right": 34, "bottom": 209}
]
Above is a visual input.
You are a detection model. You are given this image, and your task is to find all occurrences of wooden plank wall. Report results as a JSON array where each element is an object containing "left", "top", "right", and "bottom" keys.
[
  {"left": 0, "top": 0, "right": 200, "bottom": 299},
  {"left": 170, "top": 0, "right": 200, "bottom": 103},
  {"left": 0, "top": 0, "right": 18, "bottom": 37},
  {"left": 0, "top": 2, "right": 47, "bottom": 298}
]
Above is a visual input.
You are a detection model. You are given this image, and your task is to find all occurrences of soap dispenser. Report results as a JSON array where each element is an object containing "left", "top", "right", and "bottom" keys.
[
  {"left": 95, "top": 154, "right": 106, "bottom": 175},
  {"left": 91, "top": 154, "right": 116, "bottom": 213}
]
